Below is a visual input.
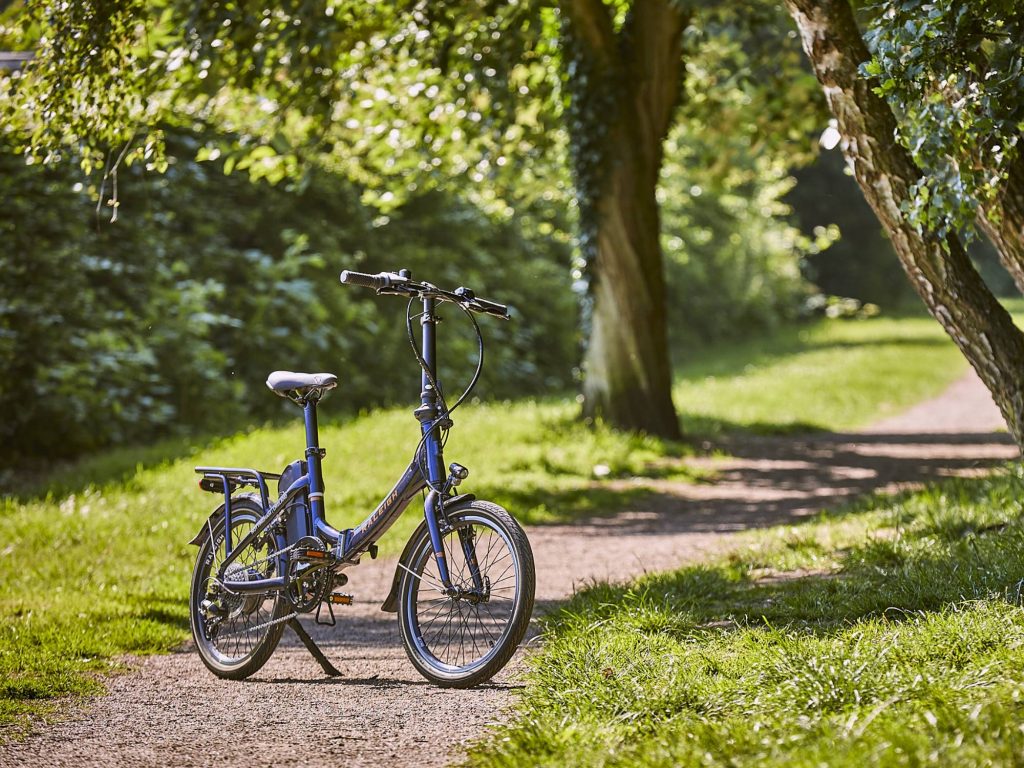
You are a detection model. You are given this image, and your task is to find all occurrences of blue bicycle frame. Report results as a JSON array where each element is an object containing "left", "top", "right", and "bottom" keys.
[{"left": 195, "top": 295, "right": 456, "bottom": 594}]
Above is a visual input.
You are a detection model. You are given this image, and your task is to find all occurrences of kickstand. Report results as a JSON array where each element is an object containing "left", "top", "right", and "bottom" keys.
[{"left": 287, "top": 618, "right": 343, "bottom": 677}]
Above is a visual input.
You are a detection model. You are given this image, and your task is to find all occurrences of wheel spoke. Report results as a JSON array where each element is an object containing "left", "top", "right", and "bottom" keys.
[
  {"left": 407, "top": 512, "right": 528, "bottom": 677},
  {"left": 420, "top": 600, "right": 452, "bottom": 638},
  {"left": 194, "top": 516, "right": 284, "bottom": 667},
  {"left": 472, "top": 605, "right": 499, "bottom": 646}
]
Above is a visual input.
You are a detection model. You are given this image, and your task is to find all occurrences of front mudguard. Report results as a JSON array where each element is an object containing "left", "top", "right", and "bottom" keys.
[{"left": 381, "top": 493, "right": 475, "bottom": 612}]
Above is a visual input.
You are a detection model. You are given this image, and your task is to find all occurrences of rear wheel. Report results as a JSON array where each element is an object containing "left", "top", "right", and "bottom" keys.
[
  {"left": 397, "top": 500, "right": 535, "bottom": 688},
  {"left": 189, "top": 498, "right": 289, "bottom": 679}
]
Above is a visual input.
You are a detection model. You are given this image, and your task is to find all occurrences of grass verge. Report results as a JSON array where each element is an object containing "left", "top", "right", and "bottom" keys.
[
  {"left": 467, "top": 468, "right": 1024, "bottom": 767},
  {"left": 673, "top": 314, "right": 968, "bottom": 434},
  {"left": 0, "top": 314, "right": 968, "bottom": 732}
]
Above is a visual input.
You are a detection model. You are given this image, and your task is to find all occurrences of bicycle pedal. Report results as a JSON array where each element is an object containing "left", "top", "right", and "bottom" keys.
[
  {"left": 328, "top": 593, "right": 353, "bottom": 605},
  {"left": 368, "top": 543, "right": 378, "bottom": 560}
]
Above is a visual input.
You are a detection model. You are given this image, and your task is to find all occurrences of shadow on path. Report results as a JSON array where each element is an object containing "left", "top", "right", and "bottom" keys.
[
  {"left": 523, "top": 424, "right": 1018, "bottom": 602},
  {"left": 568, "top": 431, "right": 1017, "bottom": 539},
  {"left": 2, "top": 373, "right": 1017, "bottom": 768}
]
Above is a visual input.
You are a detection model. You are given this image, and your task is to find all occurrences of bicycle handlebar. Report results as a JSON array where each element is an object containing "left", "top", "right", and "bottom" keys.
[
  {"left": 339, "top": 269, "right": 510, "bottom": 319},
  {"left": 339, "top": 269, "right": 393, "bottom": 291}
]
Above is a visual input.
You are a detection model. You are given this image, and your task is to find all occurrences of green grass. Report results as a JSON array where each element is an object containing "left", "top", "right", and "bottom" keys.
[
  {"left": 467, "top": 469, "right": 1024, "bottom": 768},
  {"left": 673, "top": 314, "right": 968, "bottom": 434},
  {"left": 0, "top": 406, "right": 677, "bottom": 732},
  {"left": 0, "top": 314, "right": 970, "bottom": 732}
]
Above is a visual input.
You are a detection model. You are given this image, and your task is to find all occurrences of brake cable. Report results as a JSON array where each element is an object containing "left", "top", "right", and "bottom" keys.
[{"left": 404, "top": 295, "right": 485, "bottom": 493}]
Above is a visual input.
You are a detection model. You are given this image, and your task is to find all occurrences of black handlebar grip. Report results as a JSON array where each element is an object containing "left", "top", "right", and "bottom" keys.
[{"left": 340, "top": 270, "right": 388, "bottom": 290}]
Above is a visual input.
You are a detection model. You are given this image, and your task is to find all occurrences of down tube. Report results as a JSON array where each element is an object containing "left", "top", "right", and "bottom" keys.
[{"left": 345, "top": 461, "right": 427, "bottom": 556}]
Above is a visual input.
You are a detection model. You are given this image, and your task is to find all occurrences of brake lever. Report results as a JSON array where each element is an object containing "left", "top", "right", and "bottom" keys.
[
  {"left": 477, "top": 306, "right": 510, "bottom": 320},
  {"left": 376, "top": 276, "right": 418, "bottom": 297},
  {"left": 376, "top": 286, "right": 411, "bottom": 297}
]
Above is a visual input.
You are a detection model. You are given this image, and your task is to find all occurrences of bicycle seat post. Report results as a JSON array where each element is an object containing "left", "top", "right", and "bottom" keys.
[{"left": 303, "top": 397, "right": 326, "bottom": 518}]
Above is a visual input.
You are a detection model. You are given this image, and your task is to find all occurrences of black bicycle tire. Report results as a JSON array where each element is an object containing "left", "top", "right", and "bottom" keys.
[
  {"left": 189, "top": 496, "right": 289, "bottom": 680},
  {"left": 396, "top": 500, "right": 535, "bottom": 688}
]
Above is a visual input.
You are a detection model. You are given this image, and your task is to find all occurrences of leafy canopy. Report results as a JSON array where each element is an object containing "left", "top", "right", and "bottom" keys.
[
  {"left": 864, "top": 0, "right": 1024, "bottom": 236},
  {"left": 2, "top": 0, "right": 564, "bottom": 214},
  {"left": 4, "top": 0, "right": 820, "bottom": 218}
]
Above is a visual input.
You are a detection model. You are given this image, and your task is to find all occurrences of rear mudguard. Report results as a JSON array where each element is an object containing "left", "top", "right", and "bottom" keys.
[
  {"left": 381, "top": 493, "right": 475, "bottom": 612},
  {"left": 187, "top": 493, "right": 262, "bottom": 546}
]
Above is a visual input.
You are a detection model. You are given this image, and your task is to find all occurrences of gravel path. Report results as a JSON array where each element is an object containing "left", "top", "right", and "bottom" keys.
[{"left": 1, "top": 370, "right": 1017, "bottom": 768}]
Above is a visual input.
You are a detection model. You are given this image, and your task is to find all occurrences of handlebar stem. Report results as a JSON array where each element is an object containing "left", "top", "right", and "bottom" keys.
[{"left": 418, "top": 296, "right": 447, "bottom": 490}]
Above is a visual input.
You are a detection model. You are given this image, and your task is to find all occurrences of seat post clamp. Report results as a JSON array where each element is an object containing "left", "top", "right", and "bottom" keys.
[{"left": 305, "top": 447, "right": 327, "bottom": 459}]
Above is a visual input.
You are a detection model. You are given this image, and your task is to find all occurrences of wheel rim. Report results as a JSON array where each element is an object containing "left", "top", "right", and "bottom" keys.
[
  {"left": 406, "top": 514, "right": 521, "bottom": 676},
  {"left": 193, "top": 517, "right": 283, "bottom": 668}
]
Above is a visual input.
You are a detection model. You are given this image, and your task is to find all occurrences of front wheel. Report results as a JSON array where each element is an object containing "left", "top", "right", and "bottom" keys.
[{"left": 397, "top": 500, "right": 535, "bottom": 688}]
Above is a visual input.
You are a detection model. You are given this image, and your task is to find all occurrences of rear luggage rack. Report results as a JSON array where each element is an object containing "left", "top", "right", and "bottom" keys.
[{"left": 195, "top": 466, "right": 281, "bottom": 510}]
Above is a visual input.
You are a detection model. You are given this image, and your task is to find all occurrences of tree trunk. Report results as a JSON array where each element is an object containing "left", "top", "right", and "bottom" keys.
[
  {"left": 563, "top": 0, "right": 686, "bottom": 438},
  {"left": 583, "top": 117, "right": 679, "bottom": 436},
  {"left": 785, "top": 0, "right": 1024, "bottom": 448},
  {"left": 979, "top": 151, "right": 1024, "bottom": 295}
]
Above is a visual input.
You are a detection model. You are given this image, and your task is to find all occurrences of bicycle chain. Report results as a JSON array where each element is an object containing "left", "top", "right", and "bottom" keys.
[
  {"left": 208, "top": 540, "right": 331, "bottom": 640},
  {"left": 208, "top": 534, "right": 335, "bottom": 640},
  {"left": 214, "top": 541, "right": 299, "bottom": 594},
  {"left": 212, "top": 610, "right": 300, "bottom": 640}
]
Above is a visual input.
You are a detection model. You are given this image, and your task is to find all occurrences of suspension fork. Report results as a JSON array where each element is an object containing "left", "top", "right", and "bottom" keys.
[{"left": 422, "top": 493, "right": 483, "bottom": 592}]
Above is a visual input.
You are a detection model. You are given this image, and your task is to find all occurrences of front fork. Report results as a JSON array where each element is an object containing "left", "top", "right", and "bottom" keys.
[
  {"left": 422, "top": 488, "right": 485, "bottom": 594},
  {"left": 423, "top": 490, "right": 455, "bottom": 588},
  {"left": 459, "top": 527, "right": 485, "bottom": 591}
]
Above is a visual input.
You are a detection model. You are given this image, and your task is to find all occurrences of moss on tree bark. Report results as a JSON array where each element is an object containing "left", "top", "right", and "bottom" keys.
[{"left": 563, "top": 0, "right": 685, "bottom": 438}]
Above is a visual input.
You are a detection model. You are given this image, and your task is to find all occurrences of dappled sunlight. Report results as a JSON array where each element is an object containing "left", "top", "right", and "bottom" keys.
[
  {"left": 471, "top": 469, "right": 1024, "bottom": 767},
  {"left": 673, "top": 316, "right": 968, "bottom": 436}
]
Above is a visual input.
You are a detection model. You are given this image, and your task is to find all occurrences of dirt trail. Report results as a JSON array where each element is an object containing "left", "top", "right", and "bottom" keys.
[{"left": 1, "top": 371, "right": 1017, "bottom": 768}]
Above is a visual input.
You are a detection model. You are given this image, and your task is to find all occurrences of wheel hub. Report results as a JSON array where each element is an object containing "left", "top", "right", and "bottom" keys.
[
  {"left": 223, "top": 563, "right": 263, "bottom": 615},
  {"left": 450, "top": 576, "right": 491, "bottom": 604}
]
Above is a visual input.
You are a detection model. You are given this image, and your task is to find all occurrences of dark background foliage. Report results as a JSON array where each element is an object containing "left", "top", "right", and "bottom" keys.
[
  {"left": 0, "top": 129, "right": 578, "bottom": 462},
  {"left": 3, "top": 0, "right": 1019, "bottom": 464},
  {"left": 5, "top": 126, "right": 1016, "bottom": 465}
]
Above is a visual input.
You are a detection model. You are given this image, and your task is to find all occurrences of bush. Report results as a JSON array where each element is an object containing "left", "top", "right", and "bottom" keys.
[{"left": 0, "top": 130, "right": 577, "bottom": 462}]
